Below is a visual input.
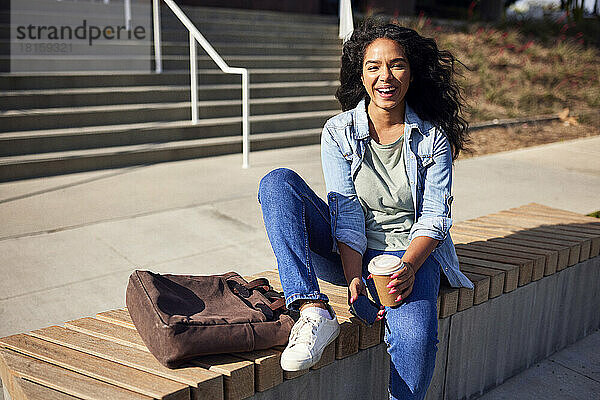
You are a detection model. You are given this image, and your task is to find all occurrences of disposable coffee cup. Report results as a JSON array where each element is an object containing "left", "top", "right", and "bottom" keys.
[{"left": 368, "top": 254, "right": 404, "bottom": 307}]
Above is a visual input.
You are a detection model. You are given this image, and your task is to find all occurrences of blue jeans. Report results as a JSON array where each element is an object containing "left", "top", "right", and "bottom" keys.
[{"left": 258, "top": 168, "right": 440, "bottom": 400}]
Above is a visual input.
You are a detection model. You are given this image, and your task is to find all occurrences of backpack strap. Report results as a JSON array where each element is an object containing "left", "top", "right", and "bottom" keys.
[
  {"left": 267, "top": 297, "right": 286, "bottom": 311},
  {"left": 244, "top": 278, "right": 270, "bottom": 292},
  {"left": 232, "top": 276, "right": 288, "bottom": 313}
]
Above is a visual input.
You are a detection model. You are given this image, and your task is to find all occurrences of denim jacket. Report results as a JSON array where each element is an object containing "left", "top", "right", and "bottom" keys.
[{"left": 321, "top": 98, "right": 473, "bottom": 289}]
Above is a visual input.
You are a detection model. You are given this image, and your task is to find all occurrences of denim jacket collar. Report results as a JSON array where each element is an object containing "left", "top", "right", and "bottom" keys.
[{"left": 352, "top": 98, "right": 425, "bottom": 141}]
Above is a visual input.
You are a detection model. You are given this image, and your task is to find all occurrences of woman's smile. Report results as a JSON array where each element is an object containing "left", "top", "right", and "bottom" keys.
[{"left": 362, "top": 38, "right": 411, "bottom": 115}]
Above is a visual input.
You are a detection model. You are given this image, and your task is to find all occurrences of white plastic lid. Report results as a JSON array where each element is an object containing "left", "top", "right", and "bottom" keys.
[{"left": 368, "top": 254, "right": 403, "bottom": 275}]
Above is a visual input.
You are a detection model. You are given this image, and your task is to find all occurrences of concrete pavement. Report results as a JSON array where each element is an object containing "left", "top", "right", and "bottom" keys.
[
  {"left": 0, "top": 135, "right": 599, "bottom": 398},
  {"left": 478, "top": 329, "right": 600, "bottom": 400}
]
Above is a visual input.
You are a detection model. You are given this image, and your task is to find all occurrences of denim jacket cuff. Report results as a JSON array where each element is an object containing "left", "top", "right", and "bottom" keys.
[
  {"left": 332, "top": 229, "right": 368, "bottom": 256},
  {"left": 409, "top": 216, "right": 453, "bottom": 242}
]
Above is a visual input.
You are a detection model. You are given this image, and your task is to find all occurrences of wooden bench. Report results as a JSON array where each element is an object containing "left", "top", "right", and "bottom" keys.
[{"left": 1, "top": 203, "right": 599, "bottom": 400}]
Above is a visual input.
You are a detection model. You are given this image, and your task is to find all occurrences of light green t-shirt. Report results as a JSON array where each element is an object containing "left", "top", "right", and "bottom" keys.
[{"left": 354, "top": 135, "right": 415, "bottom": 250}]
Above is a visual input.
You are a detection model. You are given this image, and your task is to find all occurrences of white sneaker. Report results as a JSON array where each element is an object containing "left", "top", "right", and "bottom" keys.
[{"left": 280, "top": 307, "right": 340, "bottom": 371}]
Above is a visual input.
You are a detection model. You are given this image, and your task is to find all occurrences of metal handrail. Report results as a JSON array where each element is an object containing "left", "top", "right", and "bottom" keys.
[{"left": 152, "top": 0, "right": 250, "bottom": 168}]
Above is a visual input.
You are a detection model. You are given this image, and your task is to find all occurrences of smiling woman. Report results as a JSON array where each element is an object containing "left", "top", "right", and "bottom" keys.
[
  {"left": 257, "top": 17, "right": 472, "bottom": 400},
  {"left": 361, "top": 38, "right": 412, "bottom": 144}
]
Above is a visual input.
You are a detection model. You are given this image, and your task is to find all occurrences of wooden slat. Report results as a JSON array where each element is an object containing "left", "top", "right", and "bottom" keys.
[
  {"left": 459, "top": 265, "right": 505, "bottom": 298},
  {"left": 65, "top": 318, "right": 145, "bottom": 350},
  {"left": 65, "top": 318, "right": 253, "bottom": 400},
  {"left": 0, "top": 334, "right": 189, "bottom": 400},
  {"left": 456, "top": 217, "right": 584, "bottom": 265},
  {"left": 457, "top": 254, "right": 520, "bottom": 291},
  {"left": 462, "top": 272, "right": 490, "bottom": 305},
  {"left": 511, "top": 205, "right": 600, "bottom": 255},
  {"left": 0, "top": 348, "right": 151, "bottom": 400},
  {"left": 450, "top": 232, "right": 481, "bottom": 244},
  {"left": 507, "top": 205, "right": 600, "bottom": 227},
  {"left": 531, "top": 227, "right": 599, "bottom": 258},
  {"left": 506, "top": 210, "right": 600, "bottom": 255},
  {"left": 512, "top": 233, "right": 581, "bottom": 266},
  {"left": 10, "top": 376, "right": 80, "bottom": 400},
  {"left": 519, "top": 203, "right": 600, "bottom": 224},
  {"left": 95, "top": 309, "right": 135, "bottom": 329},
  {"left": 458, "top": 242, "right": 545, "bottom": 281},
  {"left": 480, "top": 240, "right": 558, "bottom": 276},
  {"left": 480, "top": 214, "right": 591, "bottom": 262},
  {"left": 542, "top": 226, "right": 600, "bottom": 257},
  {"left": 456, "top": 245, "right": 531, "bottom": 287},
  {"left": 487, "top": 237, "right": 569, "bottom": 274},
  {"left": 439, "top": 287, "right": 459, "bottom": 318},
  {"left": 309, "top": 342, "right": 336, "bottom": 370},
  {"left": 453, "top": 225, "right": 544, "bottom": 281},
  {"left": 272, "top": 345, "right": 310, "bottom": 380},
  {"left": 231, "top": 350, "right": 282, "bottom": 392},
  {"left": 190, "top": 356, "right": 254, "bottom": 400},
  {"left": 67, "top": 317, "right": 279, "bottom": 395},
  {"left": 457, "top": 286, "right": 475, "bottom": 312},
  {"left": 452, "top": 224, "right": 513, "bottom": 240},
  {"left": 0, "top": 352, "right": 40, "bottom": 400},
  {"left": 29, "top": 326, "right": 224, "bottom": 400},
  {"left": 510, "top": 227, "right": 592, "bottom": 261}
]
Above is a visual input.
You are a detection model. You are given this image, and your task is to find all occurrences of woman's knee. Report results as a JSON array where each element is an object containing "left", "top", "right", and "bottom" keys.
[
  {"left": 385, "top": 312, "right": 438, "bottom": 396},
  {"left": 258, "top": 168, "right": 305, "bottom": 205},
  {"left": 385, "top": 303, "right": 439, "bottom": 362}
]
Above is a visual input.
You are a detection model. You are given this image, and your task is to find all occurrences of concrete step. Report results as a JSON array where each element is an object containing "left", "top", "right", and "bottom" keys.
[
  {"left": 178, "top": 5, "right": 337, "bottom": 25},
  {"left": 0, "top": 127, "right": 323, "bottom": 182},
  {"left": 0, "top": 81, "right": 339, "bottom": 109},
  {"left": 160, "top": 29, "right": 341, "bottom": 45},
  {"left": 3, "top": 0, "right": 149, "bottom": 16},
  {"left": 0, "top": 68, "right": 339, "bottom": 90},
  {"left": 162, "top": 11, "right": 338, "bottom": 34},
  {"left": 3, "top": 4, "right": 338, "bottom": 29},
  {"left": 0, "top": 109, "right": 337, "bottom": 155},
  {"left": 3, "top": 3, "right": 337, "bottom": 25},
  {"left": 0, "top": 95, "right": 338, "bottom": 132},
  {"left": 0, "top": 26, "right": 341, "bottom": 48},
  {"left": 166, "top": 42, "right": 341, "bottom": 57},
  {"left": 3, "top": 54, "right": 340, "bottom": 72}
]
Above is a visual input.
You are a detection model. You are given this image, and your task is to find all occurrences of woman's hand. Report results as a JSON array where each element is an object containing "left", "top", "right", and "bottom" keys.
[
  {"left": 386, "top": 262, "right": 416, "bottom": 303},
  {"left": 366, "top": 273, "right": 408, "bottom": 321},
  {"left": 376, "top": 305, "right": 385, "bottom": 321},
  {"left": 348, "top": 277, "right": 366, "bottom": 304}
]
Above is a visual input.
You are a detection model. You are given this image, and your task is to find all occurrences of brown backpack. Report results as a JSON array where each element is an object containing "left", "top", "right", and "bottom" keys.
[{"left": 126, "top": 270, "right": 294, "bottom": 368}]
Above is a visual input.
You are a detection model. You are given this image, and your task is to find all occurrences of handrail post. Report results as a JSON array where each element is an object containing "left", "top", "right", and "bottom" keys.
[
  {"left": 339, "top": 0, "right": 354, "bottom": 42},
  {"left": 153, "top": 0, "right": 163, "bottom": 73},
  {"left": 189, "top": 33, "right": 198, "bottom": 124},
  {"left": 241, "top": 70, "right": 250, "bottom": 169},
  {"left": 159, "top": 0, "right": 251, "bottom": 167},
  {"left": 124, "top": 0, "right": 132, "bottom": 31}
]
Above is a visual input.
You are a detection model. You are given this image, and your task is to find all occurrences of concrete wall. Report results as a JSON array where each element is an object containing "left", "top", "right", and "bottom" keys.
[
  {"left": 253, "top": 256, "right": 599, "bottom": 399},
  {"left": 445, "top": 256, "right": 600, "bottom": 400}
]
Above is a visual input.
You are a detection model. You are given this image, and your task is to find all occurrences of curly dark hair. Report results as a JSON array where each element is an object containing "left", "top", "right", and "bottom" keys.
[{"left": 336, "top": 17, "right": 469, "bottom": 159}]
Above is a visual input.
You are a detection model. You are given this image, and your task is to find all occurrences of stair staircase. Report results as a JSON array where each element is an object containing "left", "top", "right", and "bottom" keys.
[{"left": 0, "top": 4, "right": 342, "bottom": 181}]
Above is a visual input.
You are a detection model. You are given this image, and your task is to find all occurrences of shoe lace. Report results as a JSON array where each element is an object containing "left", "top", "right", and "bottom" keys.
[{"left": 288, "top": 314, "right": 319, "bottom": 347}]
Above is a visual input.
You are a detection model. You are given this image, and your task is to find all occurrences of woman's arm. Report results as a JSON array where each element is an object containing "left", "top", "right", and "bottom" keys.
[
  {"left": 338, "top": 242, "right": 366, "bottom": 304},
  {"left": 386, "top": 129, "right": 453, "bottom": 302},
  {"left": 321, "top": 124, "right": 368, "bottom": 303},
  {"left": 321, "top": 124, "right": 367, "bottom": 256},
  {"left": 384, "top": 236, "right": 439, "bottom": 302}
]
